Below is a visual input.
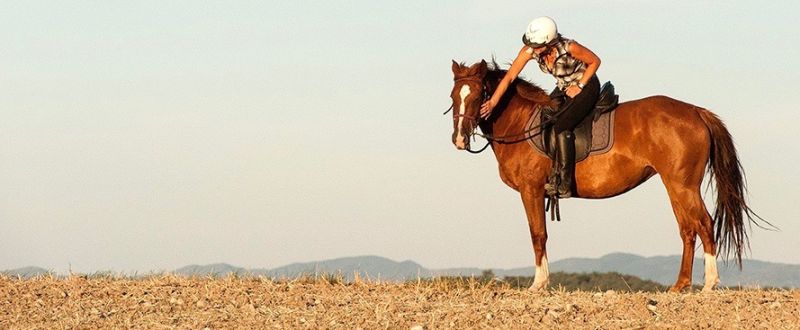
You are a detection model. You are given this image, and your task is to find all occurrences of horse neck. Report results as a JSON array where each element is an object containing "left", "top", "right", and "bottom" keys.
[{"left": 480, "top": 80, "right": 537, "bottom": 139}]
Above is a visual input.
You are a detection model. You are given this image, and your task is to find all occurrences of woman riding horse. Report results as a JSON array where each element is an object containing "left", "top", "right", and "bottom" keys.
[
  {"left": 479, "top": 16, "right": 601, "bottom": 198},
  {"left": 450, "top": 18, "right": 768, "bottom": 292}
]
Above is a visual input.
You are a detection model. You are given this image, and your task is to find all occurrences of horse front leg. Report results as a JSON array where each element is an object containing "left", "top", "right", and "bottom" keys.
[{"left": 521, "top": 187, "right": 548, "bottom": 291}]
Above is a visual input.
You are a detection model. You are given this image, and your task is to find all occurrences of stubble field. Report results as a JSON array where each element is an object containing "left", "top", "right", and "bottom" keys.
[{"left": 1, "top": 275, "right": 798, "bottom": 329}]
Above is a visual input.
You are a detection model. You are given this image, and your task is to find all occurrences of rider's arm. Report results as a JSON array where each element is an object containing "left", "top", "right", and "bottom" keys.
[
  {"left": 480, "top": 47, "right": 532, "bottom": 118},
  {"left": 568, "top": 41, "right": 601, "bottom": 86}
]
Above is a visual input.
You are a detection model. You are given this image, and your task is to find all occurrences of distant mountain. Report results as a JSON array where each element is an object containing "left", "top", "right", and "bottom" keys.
[
  {"left": 180, "top": 253, "right": 799, "bottom": 288},
  {"left": 261, "top": 255, "right": 432, "bottom": 281},
  {"left": 5, "top": 253, "right": 798, "bottom": 288},
  {"left": 174, "top": 263, "right": 248, "bottom": 277},
  {"left": 1, "top": 266, "right": 53, "bottom": 279}
]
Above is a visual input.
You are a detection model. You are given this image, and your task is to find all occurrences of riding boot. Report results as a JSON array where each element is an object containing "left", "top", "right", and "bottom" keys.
[
  {"left": 556, "top": 131, "right": 576, "bottom": 198},
  {"left": 543, "top": 131, "right": 560, "bottom": 197}
]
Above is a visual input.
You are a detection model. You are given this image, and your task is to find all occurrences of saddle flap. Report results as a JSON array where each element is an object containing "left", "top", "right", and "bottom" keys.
[{"left": 530, "top": 81, "right": 619, "bottom": 163}]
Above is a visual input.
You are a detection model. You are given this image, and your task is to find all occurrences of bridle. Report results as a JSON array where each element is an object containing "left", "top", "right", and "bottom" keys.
[
  {"left": 445, "top": 76, "right": 559, "bottom": 154},
  {"left": 445, "top": 76, "right": 490, "bottom": 153}
]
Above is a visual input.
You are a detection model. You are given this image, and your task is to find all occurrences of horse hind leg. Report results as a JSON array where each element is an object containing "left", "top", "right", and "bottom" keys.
[
  {"left": 662, "top": 178, "right": 719, "bottom": 292},
  {"left": 696, "top": 200, "right": 719, "bottom": 291}
]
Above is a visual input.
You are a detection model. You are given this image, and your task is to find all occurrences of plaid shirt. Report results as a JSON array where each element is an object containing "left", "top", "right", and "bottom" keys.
[{"left": 529, "top": 38, "right": 586, "bottom": 90}]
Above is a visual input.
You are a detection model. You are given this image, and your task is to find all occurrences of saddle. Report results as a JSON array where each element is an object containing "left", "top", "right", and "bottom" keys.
[{"left": 527, "top": 82, "right": 620, "bottom": 162}]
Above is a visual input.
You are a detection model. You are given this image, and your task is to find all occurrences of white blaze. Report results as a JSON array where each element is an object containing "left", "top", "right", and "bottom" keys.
[{"left": 456, "top": 84, "right": 471, "bottom": 147}]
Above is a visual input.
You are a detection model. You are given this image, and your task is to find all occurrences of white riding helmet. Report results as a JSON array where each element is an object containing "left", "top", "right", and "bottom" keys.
[{"left": 523, "top": 16, "right": 558, "bottom": 47}]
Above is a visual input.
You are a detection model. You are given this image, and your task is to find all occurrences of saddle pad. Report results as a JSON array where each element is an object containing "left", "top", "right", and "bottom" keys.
[{"left": 525, "top": 106, "right": 615, "bottom": 158}]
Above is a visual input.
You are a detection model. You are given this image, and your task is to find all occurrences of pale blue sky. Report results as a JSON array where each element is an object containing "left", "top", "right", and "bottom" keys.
[{"left": 1, "top": 1, "right": 798, "bottom": 273}]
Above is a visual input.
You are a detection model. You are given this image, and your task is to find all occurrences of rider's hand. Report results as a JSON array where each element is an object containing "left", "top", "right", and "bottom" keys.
[
  {"left": 480, "top": 99, "right": 496, "bottom": 119},
  {"left": 566, "top": 85, "right": 582, "bottom": 98}
]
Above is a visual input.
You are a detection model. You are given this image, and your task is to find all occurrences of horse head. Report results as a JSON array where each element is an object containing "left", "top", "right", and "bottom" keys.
[{"left": 450, "top": 59, "right": 488, "bottom": 150}]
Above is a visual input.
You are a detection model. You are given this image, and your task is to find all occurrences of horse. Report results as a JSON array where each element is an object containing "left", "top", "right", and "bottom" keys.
[{"left": 448, "top": 59, "right": 765, "bottom": 292}]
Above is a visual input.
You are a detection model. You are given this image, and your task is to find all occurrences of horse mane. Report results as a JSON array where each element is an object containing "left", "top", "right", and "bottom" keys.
[{"left": 485, "top": 59, "right": 553, "bottom": 107}]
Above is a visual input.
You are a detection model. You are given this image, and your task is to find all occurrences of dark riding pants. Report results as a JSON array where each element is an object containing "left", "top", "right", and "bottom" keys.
[{"left": 550, "top": 75, "right": 601, "bottom": 134}]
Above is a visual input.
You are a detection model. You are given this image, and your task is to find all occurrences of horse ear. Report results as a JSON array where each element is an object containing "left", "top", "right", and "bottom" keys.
[
  {"left": 477, "top": 59, "right": 488, "bottom": 77},
  {"left": 451, "top": 60, "right": 460, "bottom": 74}
]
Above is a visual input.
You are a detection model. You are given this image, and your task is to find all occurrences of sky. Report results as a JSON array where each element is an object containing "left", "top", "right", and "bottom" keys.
[{"left": 1, "top": 1, "right": 799, "bottom": 274}]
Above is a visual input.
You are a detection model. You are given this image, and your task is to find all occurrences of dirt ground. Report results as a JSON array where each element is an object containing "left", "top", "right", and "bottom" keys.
[{"left": 1, "top": 275, "right": 798, "bottom": 329}]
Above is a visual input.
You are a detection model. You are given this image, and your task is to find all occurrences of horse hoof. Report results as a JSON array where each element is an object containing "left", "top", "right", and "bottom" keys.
[
  {"left": 668, "top": 285, "right": 687, "bottom": 293},
  {"left": 702, "top": 278, "right": 720, "bottom": 292},
  {"left": 701, "top": 282, "right": 718, "bottom": 292},
  {"left": 528, "top": 281, "right": 548, "bottom": 292}
]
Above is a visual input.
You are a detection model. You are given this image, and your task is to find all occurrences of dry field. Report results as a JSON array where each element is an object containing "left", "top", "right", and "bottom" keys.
[{"left": 1, "top": 275, "right": 798, "bottom": 329}]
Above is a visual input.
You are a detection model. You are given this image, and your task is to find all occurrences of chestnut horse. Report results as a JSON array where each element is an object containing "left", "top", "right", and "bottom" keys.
[{"left": 449, "top": 60, "right": 764, "bottom": 292}]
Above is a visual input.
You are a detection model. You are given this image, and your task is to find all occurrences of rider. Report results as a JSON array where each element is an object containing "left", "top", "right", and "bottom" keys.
[{"left": 479, "top": 16, "right": 601, "bottom": 198}]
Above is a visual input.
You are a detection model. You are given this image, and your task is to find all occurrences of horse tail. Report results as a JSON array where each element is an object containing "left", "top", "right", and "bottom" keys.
[{"left": 695, "top": 107, "right": 770, "bottom": 268}]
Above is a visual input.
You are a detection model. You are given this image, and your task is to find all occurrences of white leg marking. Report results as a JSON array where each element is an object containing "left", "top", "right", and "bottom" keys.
[
  {"left": 530, "top": 255, "right": 550, "bottom": 291},
  {"left": 703, "top": 253, "right": 720, "bottom": 291},
  {"left": 455, "top": 85, "right": 471, "bottom": 148}
]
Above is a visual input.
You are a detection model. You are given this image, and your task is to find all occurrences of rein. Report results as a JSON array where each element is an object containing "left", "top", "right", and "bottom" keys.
[
  {"left": 475, "top": 111, "right": 558, "bottom": 143},
  {"left": 461, "top": 109, "right": 557, "bottom": 154}
]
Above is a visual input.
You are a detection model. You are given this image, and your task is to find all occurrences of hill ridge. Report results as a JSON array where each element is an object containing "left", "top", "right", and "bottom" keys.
[{"left": 4, "top": 254, "right": 798, "bottom": 287}]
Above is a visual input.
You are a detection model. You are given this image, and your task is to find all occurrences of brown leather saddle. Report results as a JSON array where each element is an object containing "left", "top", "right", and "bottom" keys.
[{"left": 526, "top": 82, "right": 620, "bottom": 162}]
